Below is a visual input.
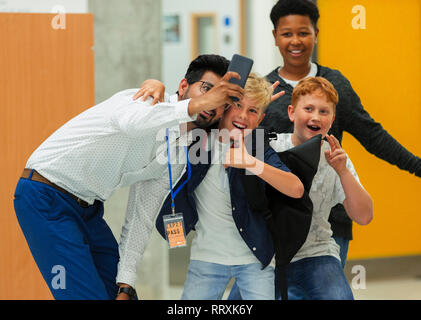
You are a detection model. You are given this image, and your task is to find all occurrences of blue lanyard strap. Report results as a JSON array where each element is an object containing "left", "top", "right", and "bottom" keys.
[{"left": 166, "top": 128, "right": 191, "bottom": 215}]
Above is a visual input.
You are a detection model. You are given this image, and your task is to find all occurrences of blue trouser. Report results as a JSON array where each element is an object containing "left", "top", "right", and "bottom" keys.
[
  {"left": 182, "top": 260, "right": 275, "bottom": 300},
  {"left": 280, "top": 256, "right": 354, "bottom": 300},
  {"left": 13, "top": 174, "right": 119, "bottom": 300},
  {"left": 283, "top": 236, "right": 349, "bottom": 300}
]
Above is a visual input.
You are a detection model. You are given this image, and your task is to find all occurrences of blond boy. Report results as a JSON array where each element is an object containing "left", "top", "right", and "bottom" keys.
[{"left": 155, "top": 73, "right": 304, "bottom": 300}]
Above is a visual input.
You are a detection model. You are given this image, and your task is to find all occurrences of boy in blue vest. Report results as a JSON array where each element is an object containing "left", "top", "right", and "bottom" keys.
[{"left": 156, "top": 73, "right": 304, "bottom": 299}]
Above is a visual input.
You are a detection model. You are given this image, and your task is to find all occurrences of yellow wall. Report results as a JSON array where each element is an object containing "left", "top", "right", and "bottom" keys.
[{"left": 317, "top": 0, "right": 421, "bottom": 259}]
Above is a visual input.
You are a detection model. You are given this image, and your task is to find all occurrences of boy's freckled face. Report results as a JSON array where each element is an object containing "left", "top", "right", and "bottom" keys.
[
  {"left": 218, "top": 96, "right": 265, "bottom": 140},
  {"left": 273, "top": 14, "right": 318, "bottom": 68},
  {"left": 289, "top": 91, "right": 335, "bottom": 145}
]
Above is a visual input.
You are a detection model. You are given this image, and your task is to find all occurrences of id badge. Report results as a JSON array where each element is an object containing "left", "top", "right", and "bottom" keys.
[{"left": 163, "top": 213, "right": 187, "bottom": 249}]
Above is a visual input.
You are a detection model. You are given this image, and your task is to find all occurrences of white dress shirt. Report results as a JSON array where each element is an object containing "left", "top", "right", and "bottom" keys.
[
  {"left": 26, "top": 90, "right": 195, "bottom": 204},
  {"left": 116, "top": 127, "right": 191, "bottom": 287}
]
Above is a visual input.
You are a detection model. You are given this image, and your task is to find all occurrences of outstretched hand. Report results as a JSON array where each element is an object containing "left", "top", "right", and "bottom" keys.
[
  {"left": 188, "top": 71, "right": 245, "bottom": 115},
  {"left": 132, "top": 79, "right": 165, "bottom": 105}
]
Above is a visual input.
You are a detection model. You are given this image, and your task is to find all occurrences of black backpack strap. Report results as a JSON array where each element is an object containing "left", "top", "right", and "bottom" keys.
[
  {"left": 241, "top": 134, "right": 322, "bottom": 301},
  {"left": 278, "top": 264, "right": 288, "bottom": 300},
  {"left": 274, "top": 262, "right": 289, "bottom": 300},
  {"left": 240, "top": 172, "right": 272, "bottom": 220},
  {"left": 240, "top": 128, "right": 273, "bottom": 220}
]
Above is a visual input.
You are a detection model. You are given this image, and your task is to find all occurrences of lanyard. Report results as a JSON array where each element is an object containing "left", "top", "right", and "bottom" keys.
[{"left": 166, "top": 128, "right": 191, "bottom": 215}]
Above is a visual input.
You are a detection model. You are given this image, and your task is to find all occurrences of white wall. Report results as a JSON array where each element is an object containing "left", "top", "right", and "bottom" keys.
[
  {"left": 162, "top": 0, "right": 282, "bottom": 93},
  {"left": 0, "top": 0, "right": 87, "bottom": 13},
  {"left": 162, "top": 0, "right": 242, "bottom": 94},
  {"left": 246, "top": 0, "right": 282, "bottom": 77}
]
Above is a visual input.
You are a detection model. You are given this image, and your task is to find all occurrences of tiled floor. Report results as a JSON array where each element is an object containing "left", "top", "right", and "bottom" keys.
[
  {"left": 167, "top": 277, "right": 421, "bottom": 300},
  {"left": 351, "top": 277, "right": 421, "bottom": 300},
  {"left": 166, "top": 250, "right": 421, "bottom": 300}
]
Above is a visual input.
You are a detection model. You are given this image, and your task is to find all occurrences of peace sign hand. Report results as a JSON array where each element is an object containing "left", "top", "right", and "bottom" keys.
[
  {"left": 270, "top": 81, "right": 285, "bottom": 102},
  {"left": 324, "top": 135, "right": 348, "bottom": 176},
  {"left": 223, "top": 133, "right": 256, "bottom": 169}
]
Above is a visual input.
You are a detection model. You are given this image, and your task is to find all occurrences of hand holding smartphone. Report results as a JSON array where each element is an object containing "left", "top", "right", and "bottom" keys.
[{"left": 227, "top": 54, "right": 254, "bottom": 102}]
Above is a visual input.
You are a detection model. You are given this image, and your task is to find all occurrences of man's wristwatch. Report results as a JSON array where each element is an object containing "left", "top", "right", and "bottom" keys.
[{"left": 117, "top": 286, "right": 138, "bottom": 300}]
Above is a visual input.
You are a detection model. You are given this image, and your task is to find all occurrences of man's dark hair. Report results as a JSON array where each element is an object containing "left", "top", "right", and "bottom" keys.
[
  {"left": 184, "top": 54, "right": 230, "bottom": 85},
  {"left": 270, "top": 0, "right": 320, "bottom": 30}
]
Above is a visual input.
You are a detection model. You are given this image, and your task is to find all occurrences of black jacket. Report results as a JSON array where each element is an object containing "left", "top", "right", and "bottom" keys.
[
  {"left": 263, "top": 64, "right": 421, "bottom": 239},
  {"left": 242, "top": 134, "right": 322, "bottom": 300}
]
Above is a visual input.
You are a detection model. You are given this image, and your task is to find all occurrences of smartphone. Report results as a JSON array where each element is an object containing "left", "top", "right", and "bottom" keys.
[{"left": 227, "top": 54, "right": 254, "bottom": 101}]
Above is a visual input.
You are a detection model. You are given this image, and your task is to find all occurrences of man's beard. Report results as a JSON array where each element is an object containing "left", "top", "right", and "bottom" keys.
[{"left": 193, "top": 112, "right": 217, "bottom": 129}]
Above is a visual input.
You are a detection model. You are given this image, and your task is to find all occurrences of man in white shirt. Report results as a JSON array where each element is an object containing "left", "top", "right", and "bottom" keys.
[{"left": 13, "top": 54, "right": 243, "bottom": 300}]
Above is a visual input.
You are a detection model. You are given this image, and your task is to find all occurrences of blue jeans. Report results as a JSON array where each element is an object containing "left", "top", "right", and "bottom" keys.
[
  {"left": 14, "top": 176, "right": 119, "bottom": 300},
  {"left": 281, "top": 256, "right": 354, "bottom": 300},
  {"left": 228, "top": 255, "right": 353, "bottom": 300},
  {"left": 333, "top": 236, "right": 350, "bottom": 269},
  {"left": 285, "top": 237, "right": 349, "bottom": 300},
  {"left": 182, "top": 260, "right": 275, "bottom": 300}
]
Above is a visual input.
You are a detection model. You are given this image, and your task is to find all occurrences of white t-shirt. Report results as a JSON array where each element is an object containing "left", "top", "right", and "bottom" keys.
[
  {"left": 278, "top": 62, "right": 318, "bottom": 88},
  {"left": 269, "top": 133, "right": 361, "bottom": 263},
  {"left": 189, "top": 139, "right": 260, "bottom": 265}
]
